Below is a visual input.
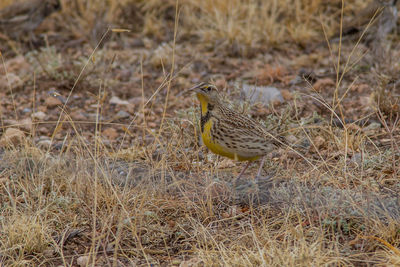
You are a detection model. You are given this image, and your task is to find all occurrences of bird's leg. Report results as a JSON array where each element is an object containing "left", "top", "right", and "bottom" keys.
[
  {"left": 256, "top": 156, "right": 266, "bottom": 178},
  {"left": 232, "top": 161, "right": 251, "bottom": 188},
  {"left": 237, "top": 161, "right": 251, "bottom": 180}
]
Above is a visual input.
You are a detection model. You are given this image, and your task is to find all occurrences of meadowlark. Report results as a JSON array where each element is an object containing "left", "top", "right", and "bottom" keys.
[{"left": 187, "top": 82, "right": 282, "bottom": 180}]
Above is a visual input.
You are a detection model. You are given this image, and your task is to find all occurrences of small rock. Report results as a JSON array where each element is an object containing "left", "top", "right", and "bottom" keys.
[
  {"left": 90, "top": 104, "right": 101, "bottom": 109},
  {"left": 22, "top": 107, "right": 31, "bottom": 113},
  {"left": 363, "top": 122, "right": 381, "bottom": 132},
  {"left": 38, "top": 135, "right": 50, "bottom": 141},
  {"left": 87, "top": 113, "right": 104, "bottom": 120},
  {"left": 0, "top": 128, "right": 25, "bottom": 147},
  {"left": 37, "top": 127, "right": 49, "bottom": 135},
  {"left": 32, "top": 111, "right": 46, "bottom": 121},
  {"left": 45, "top": 96, "right": 62, "bottom": 108},
  {"left": 313, "top": 78, "right": 335, "bottom": 92},
  {"left": 19, "top": 117, "right": 32, "bottom": 131},
  {"left": 242, "top": 84, "right": 283, "bottom": 106},
  {"left": 117, "top": 69, "right": 133, "bottom": 82},
  {"left": 102, "top": 128, "right": 118, "bottom": 140},
  {"left": 115, "top": 110, "right": 130, "bottom": 119},
  {"left": 70, "top": 111, "right": 87, "bottom": 121},
  {"left": 359, "top": 96, "right": 371, "bottom": 107},
  {"left": 110, "top": 96, "right": 130, "bottom": 106},
  {"left": 76, "top": 255, "right": 90, "bottom": 267},
  {"left": 129, "top": 97, "right": 143, "bottom": 105}
]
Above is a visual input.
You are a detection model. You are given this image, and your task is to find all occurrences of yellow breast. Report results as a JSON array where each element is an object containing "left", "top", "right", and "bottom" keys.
[
  {"left": 201, "top": 119, "right": 260, "bottom": 162},
  {"left": 196, "top": 92, "right": 259, "bottom": 162}
]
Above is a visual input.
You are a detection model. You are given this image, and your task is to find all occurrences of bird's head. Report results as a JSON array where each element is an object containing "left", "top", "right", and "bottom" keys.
[{"left": 187, "top": 82, "right": 221, "bottom": 105}]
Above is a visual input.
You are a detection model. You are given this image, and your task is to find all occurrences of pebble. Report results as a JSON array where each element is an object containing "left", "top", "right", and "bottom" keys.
[
  {"left": 37, "top": 127, "right": 49, "bottom": 135},
  {"left": 313, "top": 78, "right": 335, "bottom": 92},
  {"left": 45, "top": 96, "right": 62, "bottom": 108},
  {"left": 32, "top": 111, "right": 46, "bottom": 121},
  {"left": 22, "top": 107, "right": 31, "bottom": 113},
  {"left": 76, "top": 255, "right": 90, "bottom": 267},
  {"left": 87, "top": 113, "right": 104, "bottom": 120},
  {"left": 241, "top": 84, "right": 283, "bottom": 106},
  {"left": 110, "top": 96, "right": 130, "bottom": 106},
  {"left": 19, "top": 117, "right": 32, "bottom": 131},
  {"left": 102, "top": 128, "right": 118, "bottom": 140},
  {"left": 70, "top": 111, "right": 87, "bottom": 121},
  {"left": 115, "top": 110, "right": 130, "bottom": 119},
  {"left": 129, "top": 97, "right": 144, "bottom": 105}
]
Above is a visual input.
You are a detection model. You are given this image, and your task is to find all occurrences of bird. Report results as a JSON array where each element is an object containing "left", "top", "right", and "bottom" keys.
[
  {"left": 186, "top": 82, "right": 283, "bottom": 181},
  {"left": 0, "top": 0, "right": 61, "bottom": 41}
]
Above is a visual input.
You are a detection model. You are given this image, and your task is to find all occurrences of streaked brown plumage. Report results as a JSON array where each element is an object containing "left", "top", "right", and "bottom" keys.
[{"left": 188, "top": 82, "right": 282, "bottom": 180}]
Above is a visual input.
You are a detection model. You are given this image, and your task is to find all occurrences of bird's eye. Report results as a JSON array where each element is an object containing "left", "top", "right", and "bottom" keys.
[{"left": 206, "top": 87, "right": 211, "bottom": 91}]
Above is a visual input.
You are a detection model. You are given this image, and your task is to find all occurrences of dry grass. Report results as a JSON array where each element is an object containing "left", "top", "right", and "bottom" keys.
[
  {"left": 0, "top": 0, "right": 399, "bottom": 266},
  {"left": 58, "top": 0, "right": 344, "bottom": 53}
]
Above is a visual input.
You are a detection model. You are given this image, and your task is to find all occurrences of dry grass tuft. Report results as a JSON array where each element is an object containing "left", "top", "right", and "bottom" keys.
[{"left": 3, "top": 215, "right": 48, "bottom": 256}]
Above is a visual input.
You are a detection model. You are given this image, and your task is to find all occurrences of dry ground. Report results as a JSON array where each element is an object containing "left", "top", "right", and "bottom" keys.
[{"left": 0, "top": 0, "right": 399, "bottom": 266}]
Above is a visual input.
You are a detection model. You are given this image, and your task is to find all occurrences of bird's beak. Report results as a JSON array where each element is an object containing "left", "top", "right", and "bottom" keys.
[
  {"left": 177, "top": 83, "right": 202, "bottom": 96},
  {"left": 187, "top": 83, "right": 203, "bottom": 92}
]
